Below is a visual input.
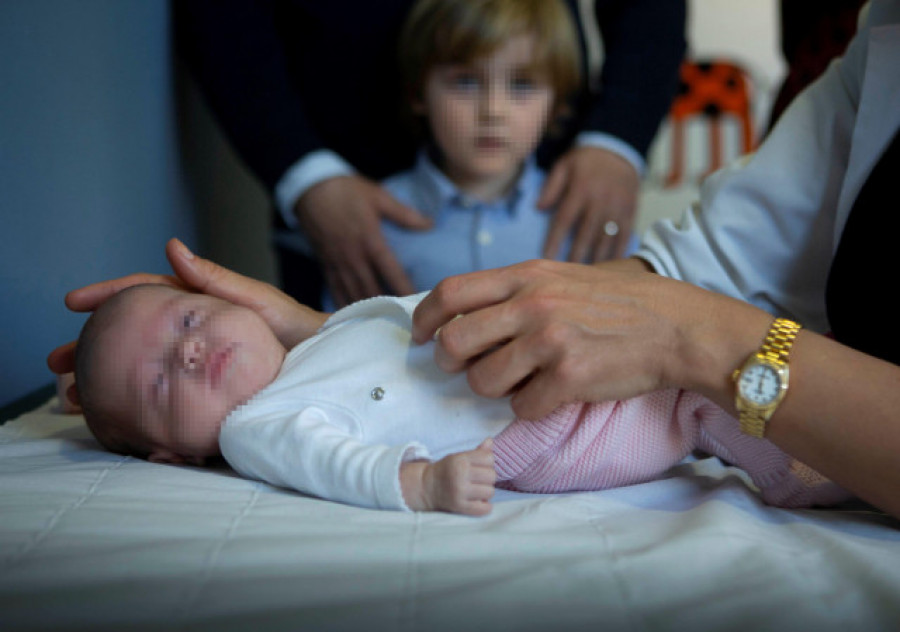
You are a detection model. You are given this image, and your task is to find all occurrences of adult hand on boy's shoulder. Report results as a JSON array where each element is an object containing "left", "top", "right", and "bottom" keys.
[
  {"left": 293, "top": 175, "right": 433, "bottom": 307},
  {"left": 538, "top": 146, "right": 639, "bottom": 264}
]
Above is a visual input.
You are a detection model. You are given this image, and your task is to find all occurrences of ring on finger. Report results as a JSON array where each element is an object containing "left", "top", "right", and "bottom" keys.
[{"left": 603, "top": 220, "right": 619, "bottom": 237}]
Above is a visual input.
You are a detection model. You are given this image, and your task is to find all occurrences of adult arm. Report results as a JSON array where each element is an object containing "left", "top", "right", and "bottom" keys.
[
  {"left": 540, "top": 0, "right": 686, "bottom": 261},
  {"left": 636, "top": 1, "right": 876, "bottom": 333},
  {"left": 412, "top": 259, "right": 900, "bottom": 518},
  {"left": 631, "top": 3, "right": 900, "bottom": 516}
]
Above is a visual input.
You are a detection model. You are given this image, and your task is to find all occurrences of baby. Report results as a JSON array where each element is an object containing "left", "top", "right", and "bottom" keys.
[{"left": 75, "top": 284, "right": 849, "bottom": 515}]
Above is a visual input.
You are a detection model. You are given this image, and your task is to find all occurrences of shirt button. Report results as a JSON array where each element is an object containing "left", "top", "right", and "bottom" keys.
[
  {"left": 476, "top": 230, "right": 493, "bottom": 246},
  {"left": 370, "top": 387, "right": 385, "bottom": 401}
]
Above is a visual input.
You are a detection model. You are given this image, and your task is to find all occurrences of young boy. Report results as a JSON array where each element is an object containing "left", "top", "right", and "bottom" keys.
[
  {"left": 74, "top": 283, "right": 849, "bottom": 516},
  {"left": 306, "top": 0, "right": 635, "bottom": 308}
]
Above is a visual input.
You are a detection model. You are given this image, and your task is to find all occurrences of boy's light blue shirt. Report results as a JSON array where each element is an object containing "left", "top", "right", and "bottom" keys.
[{"left": 376, "top": 150, "right": 566, "bottom": 297}]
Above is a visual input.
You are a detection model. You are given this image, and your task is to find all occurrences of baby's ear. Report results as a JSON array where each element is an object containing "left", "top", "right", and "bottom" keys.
[
  {"left": 147, "top": 450, "right": 179, "bottom": 465},
  {"left": 147, "top": 450, "right": 206, "bottom": 467}
]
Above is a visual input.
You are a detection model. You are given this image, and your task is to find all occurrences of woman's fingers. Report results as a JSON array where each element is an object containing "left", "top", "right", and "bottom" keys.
[
  {"left": 46, "top": 340, "right": 77, "bottom": 375},
  {"left": 65, "top": 272, "right": 182, "bottom": 312}
]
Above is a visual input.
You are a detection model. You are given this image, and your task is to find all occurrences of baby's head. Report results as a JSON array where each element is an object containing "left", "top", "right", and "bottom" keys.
[
  {"left": 399, "top": 0, "right": 581, "bottom": 180},
  {"left": 74, "top": 284, "right": 286, "bottom": 465}
]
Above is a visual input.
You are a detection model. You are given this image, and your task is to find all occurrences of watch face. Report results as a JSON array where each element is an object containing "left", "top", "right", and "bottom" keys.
[{"left": 738, "top": 363, "right": 782, "bottom": 406}]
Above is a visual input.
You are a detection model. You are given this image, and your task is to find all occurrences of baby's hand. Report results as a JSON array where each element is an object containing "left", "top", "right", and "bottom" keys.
[
  {"left": 401, "top": 439, "right": 495, "bottom": 515},
  {"left": 428, "top": 439, "right": 496, "bottom": 515}
]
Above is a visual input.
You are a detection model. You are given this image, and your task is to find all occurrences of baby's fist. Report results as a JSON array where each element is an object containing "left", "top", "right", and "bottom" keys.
[{"left": 428, "top": 439, "right": 496, "bottom": 515}]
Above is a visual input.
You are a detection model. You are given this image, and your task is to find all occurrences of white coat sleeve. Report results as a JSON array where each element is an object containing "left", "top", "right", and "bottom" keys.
[
  {"left": 636, "top": 6, "right": 872, "bottom": 333},
  {"left": 219, "top": 406, "right": 430, "bottom": 511}
]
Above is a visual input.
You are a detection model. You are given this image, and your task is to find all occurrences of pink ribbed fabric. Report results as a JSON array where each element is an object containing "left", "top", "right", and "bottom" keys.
[{"left": 492, "top": 389, "right": 850, "bottom": 508}]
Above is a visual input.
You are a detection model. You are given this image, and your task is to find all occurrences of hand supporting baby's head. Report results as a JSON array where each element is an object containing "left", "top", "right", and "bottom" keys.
[{"left": 74, "top": 284, "right": 287, "bottom": 465}]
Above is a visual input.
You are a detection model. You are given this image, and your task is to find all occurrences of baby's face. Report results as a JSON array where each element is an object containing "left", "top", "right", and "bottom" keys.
[{"left": 95, "top": 285, "right": 286, "bottom": 462}]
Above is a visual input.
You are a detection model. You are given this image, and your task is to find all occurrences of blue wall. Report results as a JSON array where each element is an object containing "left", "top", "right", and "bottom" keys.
[{"left": 0, "top": 1, "right": 197, "bottom": 407}]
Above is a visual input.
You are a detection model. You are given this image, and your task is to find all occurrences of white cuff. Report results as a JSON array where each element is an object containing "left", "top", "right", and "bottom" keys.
[
  {"left": 274, "top": 150, "right": 356, "bottom": 229},
  {"left": 575, "top": 132, "right": 646, "bottom": 177},
  {"left": 382, "top": 442, "right": 430, "bottom": 512}
]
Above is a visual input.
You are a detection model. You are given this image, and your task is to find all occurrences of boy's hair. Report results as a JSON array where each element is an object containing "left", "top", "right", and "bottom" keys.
[
  {"left": 74, "top": 284, "right": 157, "bottom": 459},
  {"left": 399, "top": 0, "right": 582, "bottom": 119}
]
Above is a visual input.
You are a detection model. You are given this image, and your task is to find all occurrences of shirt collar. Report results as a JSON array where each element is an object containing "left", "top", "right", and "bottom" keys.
[{"left": 412, "top": 148, "right": 540, "bottom": 219}]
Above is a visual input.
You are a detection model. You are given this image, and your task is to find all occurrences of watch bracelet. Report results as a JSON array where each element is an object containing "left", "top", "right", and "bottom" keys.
[
  {"left": 758, "top": 317, "right": 802, "bottom": 364},
  {"left": 740, "top": 410, "right": 767, "bottom": 438}
]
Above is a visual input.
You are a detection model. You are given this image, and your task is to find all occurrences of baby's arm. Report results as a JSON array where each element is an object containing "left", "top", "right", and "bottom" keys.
[{"left": 400, "top": 439, "right": 496, "bottom": 515}]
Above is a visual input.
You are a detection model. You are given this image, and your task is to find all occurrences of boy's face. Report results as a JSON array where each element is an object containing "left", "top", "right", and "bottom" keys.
[
  {"left": 416, "top": 35, "right": 555, "bottom": 195},
  {"left": 94, "top": 285, "right": 286, "bottom": 464}
]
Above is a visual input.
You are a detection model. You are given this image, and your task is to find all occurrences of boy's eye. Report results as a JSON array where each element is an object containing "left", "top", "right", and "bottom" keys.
[
  {"left": 449, "top": 73, "right": 479, "bottom": 90},
  {"left": 510, "top": 76, "right": 538, "bottom": 94}
]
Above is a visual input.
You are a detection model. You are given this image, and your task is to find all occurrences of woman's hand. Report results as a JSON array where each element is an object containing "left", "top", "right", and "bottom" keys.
[
  {"left": 413, "top": 258, "right": 770, "bottom": 420},
  {"left": 48, "top": 238, "right": 327, "bottom": 376},
  {"left": 157, "top": 238, "right": 328, "bottom": 349}
]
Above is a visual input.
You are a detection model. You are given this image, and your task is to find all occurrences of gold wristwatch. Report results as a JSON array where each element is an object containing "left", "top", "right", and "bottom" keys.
[{"left": 732, "top": 317, "right": 802, "bottom": 438}]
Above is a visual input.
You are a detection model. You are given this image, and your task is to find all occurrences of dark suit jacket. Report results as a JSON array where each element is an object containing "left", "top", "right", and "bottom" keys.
[{"left": 175, "top": 0, "right": 686, "bottom": 191}]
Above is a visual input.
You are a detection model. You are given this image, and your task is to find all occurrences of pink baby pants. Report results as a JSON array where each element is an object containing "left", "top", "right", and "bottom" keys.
[{"left": 492, "top": 390, "right": 850, "bottom": 508}]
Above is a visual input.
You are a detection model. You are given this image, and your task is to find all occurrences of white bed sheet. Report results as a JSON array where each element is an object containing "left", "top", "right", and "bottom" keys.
[{"left": 2, "top": 398, "right": 899, "bottom": 632}]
